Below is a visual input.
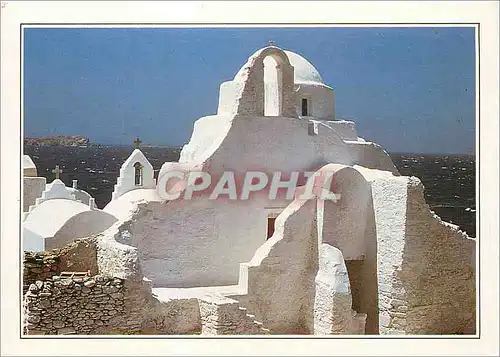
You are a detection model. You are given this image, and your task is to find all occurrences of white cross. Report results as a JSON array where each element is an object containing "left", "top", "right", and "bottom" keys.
[{"left": 52, "top": 165, "right": 63, "bottom": 179}]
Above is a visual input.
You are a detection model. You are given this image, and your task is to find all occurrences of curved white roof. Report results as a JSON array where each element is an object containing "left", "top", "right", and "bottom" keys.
[
  {"left": 283, "top": 50, "right": 325, "bottom": 85},
  {"left": 67, "top": 187, "right": 92, "bottom": 205},
  {"left": 24, "top": 198, "right": 118, "bottom": 249},
  {"left": 234, "top": 47, "right": 326, "bottom": 86},
  {"left": 23, "top": 155, "right": 36, "bottom": 170},
  {"left": 24, "top": 199, "right": 91, "bottom": 238},
  {"left": 23, "top": 155, "right": 38, "bottom": 176},
  {"left": 104, "top": 188, "right": 162, "bottom": 221}
]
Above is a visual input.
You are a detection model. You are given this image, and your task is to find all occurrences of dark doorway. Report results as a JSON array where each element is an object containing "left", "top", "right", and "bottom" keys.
[
  {"left": 301, "top": 98, "right": 308, "bottom": 116},
  {"left": 267, "top": 217, "right": 276, "bottom": 240}
]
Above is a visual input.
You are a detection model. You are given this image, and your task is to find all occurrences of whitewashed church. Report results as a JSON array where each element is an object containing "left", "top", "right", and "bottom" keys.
[{"left": 22, "top": 46, "right": 476, "bottom": 335}]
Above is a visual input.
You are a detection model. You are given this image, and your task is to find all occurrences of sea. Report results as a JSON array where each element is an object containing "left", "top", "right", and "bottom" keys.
[{"left": 23, "top": 145, "right": 476, "bottom": 238}]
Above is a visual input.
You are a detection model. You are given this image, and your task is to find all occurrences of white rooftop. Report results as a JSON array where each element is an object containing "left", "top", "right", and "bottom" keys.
[{"left": 24, "top": 199, "right": 91, "bottom": 238}]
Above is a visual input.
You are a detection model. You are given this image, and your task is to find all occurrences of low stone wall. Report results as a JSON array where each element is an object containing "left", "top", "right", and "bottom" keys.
[
  {"left": 24, "top": 275, "right": 127, "bottom": 335},
  {"left": 23, "top": 254, "right": 58, "bottom": 295},
  {"left": 23, "top": 239, "right": 98, "bottom": 294}
]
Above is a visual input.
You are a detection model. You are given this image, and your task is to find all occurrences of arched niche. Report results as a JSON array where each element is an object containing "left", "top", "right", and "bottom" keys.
[
  {"left": 234, "top": 47, "right": 297, "bottom": 118},
  {"left": 133, "top": 162, "right": 143, "bottom": 186}
]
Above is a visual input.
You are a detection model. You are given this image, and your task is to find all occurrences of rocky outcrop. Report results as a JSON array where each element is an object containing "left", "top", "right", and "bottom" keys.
[{"left": 24, "top": 135, "right": 90, "bottom": 147}]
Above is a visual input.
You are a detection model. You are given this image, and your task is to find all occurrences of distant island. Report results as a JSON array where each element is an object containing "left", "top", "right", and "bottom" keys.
[
  {"left": 23, "top": 135, "right": 183, "bottom": 149},
  {"left": 24, "top": 135, "right": 90, "bottom": 147}
]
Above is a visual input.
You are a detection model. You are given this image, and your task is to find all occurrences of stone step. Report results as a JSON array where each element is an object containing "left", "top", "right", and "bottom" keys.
[{"left": 237, "top": 304, "right": 271, "bottom": 334}]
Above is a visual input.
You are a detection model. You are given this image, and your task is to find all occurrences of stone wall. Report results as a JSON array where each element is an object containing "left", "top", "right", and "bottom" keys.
[
  {"left": 141, "top": 298, "right": 201, "bottom": 335},
  {"left": 23, "top": 230, "right": 271, "bottom": 336},
  {"left": 24, "top": 273, "right": 263, "bottom": 335},
  {"left": 24, "top": 276, "right": 128, "bottom": 335},
  {"left": 401, "top": 177, "right": 476, "bottom": 334},
  {"left": 372, "top": 175, "right": 476, "bottom": 335},
  {"left": 23, "top": 238, "right": 98, "bottom": 294}
]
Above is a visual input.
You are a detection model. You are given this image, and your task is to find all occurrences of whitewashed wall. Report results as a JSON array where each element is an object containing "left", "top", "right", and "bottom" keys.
[
  {"left": 294, "top": 83, "right": 334, "bottom": 120},
  {"left": 321, "top": 120, "right": 358, "bottom": 141},
  {"left": 23, "top": 227, "right": 45, "bottom": 252},
  {"left": 371, "top": 175, "right": 476, "bottom": 334},
  {"left": 236, "top": 198, "right": 318, "bottom": 334},
  {"left": 205, "top": 115, "right": 354, "bottom": 175},
  {"left": 322, "top": 167, "right": 372, "bottom": 260},
  {"left": 124, "top": 196, "right": 289, "bottom": 288}
]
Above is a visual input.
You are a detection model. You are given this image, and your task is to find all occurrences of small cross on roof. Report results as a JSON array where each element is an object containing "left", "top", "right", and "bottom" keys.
[
  {"left": 268, "top": 40, "right": 276, "bottom": 46},
  {"left": 133, "top": 137, "right": 142, "bottom": 149},
  {"left": 52, "top": 165, "right": 63, "bottom": 179}
]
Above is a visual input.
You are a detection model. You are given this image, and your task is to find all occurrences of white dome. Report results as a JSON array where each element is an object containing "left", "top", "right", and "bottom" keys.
[
  {"left": 283, "top": 50, "right": 325, "bottom": 85},
  {"left": 24, "top": 199, "right": 118, "bottom": 250}
]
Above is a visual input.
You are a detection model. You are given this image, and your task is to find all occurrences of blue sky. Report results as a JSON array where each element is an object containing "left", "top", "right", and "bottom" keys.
[{"left": 24, "top": 27, "right": 475, "bottom": 154}]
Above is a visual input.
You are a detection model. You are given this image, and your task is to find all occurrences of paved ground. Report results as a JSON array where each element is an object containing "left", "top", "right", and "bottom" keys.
[{"left": 152, "top": 285, "right": 245, "bottom": 302}]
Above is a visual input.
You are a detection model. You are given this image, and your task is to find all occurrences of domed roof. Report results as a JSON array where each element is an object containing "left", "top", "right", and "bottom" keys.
[
  {"left": 234, "top": 47, "right": 326, "bottom": 86},
  {"left": 283, "top": 50, "right": 325, "bottom": 85},
  {"left": 24, "top": 199, "right": 92, "bottom": 238},
  {"left": 24, "top": 199, "right": 118, "bottom": 250}
]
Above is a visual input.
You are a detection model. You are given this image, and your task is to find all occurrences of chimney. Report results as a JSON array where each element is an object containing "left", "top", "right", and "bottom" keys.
[
  {"left": 89, "top": 198, "right": 96, "bottom": 210},
  {"left": 72, "top": 180, "right": 78, "bottom": 189}
]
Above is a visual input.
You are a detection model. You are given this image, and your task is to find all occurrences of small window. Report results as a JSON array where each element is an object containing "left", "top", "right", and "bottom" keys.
[
  {"left": 301, "top": 98, "right": 308, "bottom": 116},
  {"left": 133, "top": 162, "right": 143, "bottom": 186},
  {"left": 267, "top": 217, "right": 276, "bottom": 240}
]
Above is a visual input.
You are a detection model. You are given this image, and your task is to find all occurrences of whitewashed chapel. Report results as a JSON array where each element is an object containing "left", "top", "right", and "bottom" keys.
[{"left": 22, "top": 46, "right": 475, "bottom": 335}]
